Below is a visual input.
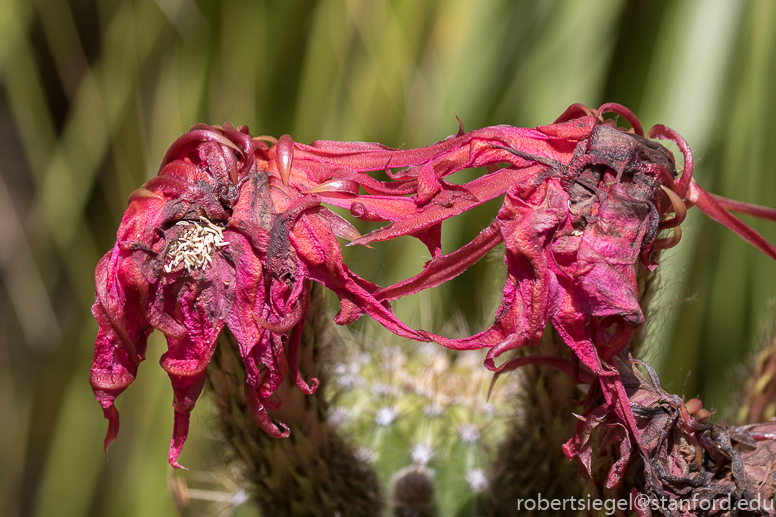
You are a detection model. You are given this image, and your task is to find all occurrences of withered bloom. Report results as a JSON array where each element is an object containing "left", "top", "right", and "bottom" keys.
[
  {"left": 319, "top": 104, "right": 776, "bottom": 369},
  {"left": 298, "top": 103, "right": 776, "bottom": 478},
  {"left": 570, "top": 353, "right": 776, "bottom": 515},
  {"left": 90, "top": 124, "right": 423, "bottom": 467},
  {"left": 92, "top": 104, "right": 776, "bottom": 472}
]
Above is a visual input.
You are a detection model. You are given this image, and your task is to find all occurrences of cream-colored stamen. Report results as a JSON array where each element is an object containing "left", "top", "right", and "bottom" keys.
[{"left": 164, "top": 217, "right": 229, "bottom": 273}]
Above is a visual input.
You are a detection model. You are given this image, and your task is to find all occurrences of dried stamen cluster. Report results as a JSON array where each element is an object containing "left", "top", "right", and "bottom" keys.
[{"left": 164, "top": 218, "right": 229, "bottom": 274}]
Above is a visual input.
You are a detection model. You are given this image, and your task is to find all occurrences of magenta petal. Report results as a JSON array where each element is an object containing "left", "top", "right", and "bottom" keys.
[
  {"left": 245, "top": 386, "right": 290, "bottom": 438},
  {"left": 305, "top": 177, "right": 361, "bottom": 196},
  {"left": 410, "top": 223, "right": 443, "bottom": 258},
  {"left": 275, "top": 134, "right": 294, "bottom": 186},
  {"left": 91, "top": 325, "right": 137, "bottom": 455},
  {"left": 290, "top": 213, "right": 426, "bottom": 340},
  {"left": 91, "top": 249, "right": 154, "bottom": 451},
  {"left": 551, "top": 279, "right": 602, "bottom": 374},
  {"left": 101, "top": 404, "right": 120, "bottom": 455},
  {"left": 349, "top": 164, "right": 545, "bottom": 247},
  {"left": 295, "top": 160, "right": 416, "bottom": 196},
  {"left": 254, "top": 300, "right": 304, "bottom": 334},
  {"left": 318, "top": 194, "right": 418, "bottom": 223},
  {"left": 159, "top": 255, "right": 234, "bottom": 466},
  {"left": 169, "top": 410, "right": 191, "bottom": 469},
  {"left": 687, "top": 180, "right": 776, "bottom": 261},
  {"left": 709, "top": 191, "right": 776, "bottom": 222},
  {"left": 570, "top": 184, "right": 651, "bottom": 325},
  {"left": 163, "top": 371, "right": 208, "bottom": 469},
  {"left": 284, "top": 283, "right": 319, "bottom": 395},
  {"left": 604, "top": 425, "right": 632, "bottom": 489},
  {"left": 561, "top": 404, "right": 609, "bottom": 477},
  {"left": 160, "top": 128, "right": 240, "bottom": 170},
  {"left": 312, "top": 206, "right": 362, "bottom": 243},
  {"left": 295, "top": 134, "right": 459, "bottom": 172},
  {"left": 597, "top": 103, "right": 644, "bottom": 136},
  {"left": 225, "top": 231, "right": 290, "bottom": 413},
  {"left": 376, "top": 221, "right": 502, "bottom": 301}
]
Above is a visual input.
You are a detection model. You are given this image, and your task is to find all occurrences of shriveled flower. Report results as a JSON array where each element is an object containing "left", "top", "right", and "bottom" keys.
[
  {"left": 568, "top": 352, "right": 776, "bottom": 514},
  {"left": 308, "top": 104, "right": 776, "bottom": 367},
  {"left": 90, "top": 123, "right": 424, "bottom": 467},
  {"left": 289, "top": 103, "right": 776, "bottom": 481}
]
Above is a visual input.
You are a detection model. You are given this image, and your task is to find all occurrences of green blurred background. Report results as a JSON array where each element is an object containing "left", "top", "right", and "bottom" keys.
[{"left": 2, "top": 0, "right": 776, "bottom": 515}]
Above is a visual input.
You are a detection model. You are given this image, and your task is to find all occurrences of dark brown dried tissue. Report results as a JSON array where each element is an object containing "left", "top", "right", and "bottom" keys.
[{"left": 576, "top": 352, "right": 776, "bottom": 516}]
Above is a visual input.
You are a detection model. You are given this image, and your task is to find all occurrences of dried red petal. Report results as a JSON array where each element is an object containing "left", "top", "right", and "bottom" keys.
[{"left": 91, "top": 122, "right": 433, "bottom": 466}]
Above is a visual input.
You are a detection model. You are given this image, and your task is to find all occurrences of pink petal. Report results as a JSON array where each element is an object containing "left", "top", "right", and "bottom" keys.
[
  {"left": 159, "top": 254, "right": 235, "bottom": 468},
  {"left": 348, "top": 164, "right": 546, "bottom": 247},
  {"left": 90, "top": 250, "right": 153, "bottom": 453},
  {"left": 290, "top": 213, "right": 427, "bottom": 341},
  {"left": 687, "top": 180, "right": 776, "bottom": 261},
  {"left": 375, "top": 220, "right": 502, "bottom": 301},
  {"left": 283, "top": 281, "right": 319, "bottom": 395},
  {"left": 311, "top": 206, "right": 363, "bottom": 243}
]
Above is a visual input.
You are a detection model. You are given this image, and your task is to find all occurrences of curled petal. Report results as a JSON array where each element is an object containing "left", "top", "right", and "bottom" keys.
[
  {"left": 91, "top": 251, "right": 153, "bottom": 451},
  {"left": 224, "top": 232, "right": 290, "bottom": 409},
  {"left": 455, "top": 115, "right": 465, "bottom": 136},
  {"left": 305, "top": 177, "right": 360, "bottom": 196},
  {"left": 553, "top": 103, "right": 597, "bottom": 123},
  {"left": 648, "top": 124, "right": 693, "bottom": 197},
  {"left": 253, "top": 299, "right": 305, "bottom": 334},
  {"left": 597, "top": 103, "right": 644, "bottom": 137},
  {"left": 653, "top": 225, "right": 682, "bottom": 250},
  {"left": 312, "top": 208, "right": 363, "bottom": 243},
  {"left": 169, "top": 410, "right": 192, "bottom": 469},
  {"left": 245, "top": 385, "right": 290, "bottom": 438},
  {"left": 658, "top": 185, "right": 687, "bottom": 229},
  {"left": 276, "top": 134, "right": 294, "bottom": 186},
  {"left": 161, "top": 368, "right": 209, "bottom": 469},
  {"left": 253, "top": 135, "right": 278, "bottom": 145},
  {"left": 284, "top": 282, "right": 319, "bottom": 395},
  {"left": 375, "top": 221, "right": 503, "bottom": 301},
  {"left": 101, "top": 404, "right": 120, "bottom": 455},
  {"left": 159, "top": 128, "right": 240, "bottom": 171},
  {"left": 159, "top": 257, "right": 234, "bottom": 468},
  {"left": 592, "top": 315, "right": 635, "bottom": 363},
  {"left": 128, "top": 187, "right": 163, "bottom": 203},
  {"left": 562, "top": 404, "right": 611, "bottom": 478}
]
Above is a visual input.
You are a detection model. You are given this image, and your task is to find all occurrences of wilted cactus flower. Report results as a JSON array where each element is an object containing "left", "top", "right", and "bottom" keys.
[
  {"left": 570, "top": 352, "right": 776, "bottom": 513},
  {"left": 315, "top": 103, "right": 776, "bottom": 363},
  {"left": 90, "top": 123, "right": 425, "bottom": 467},
  {"left": 297, "top": 103, "right": 776, "bottom": 470}
]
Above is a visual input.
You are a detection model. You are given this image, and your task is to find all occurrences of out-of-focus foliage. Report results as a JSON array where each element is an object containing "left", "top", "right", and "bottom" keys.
[{"left": 1, "top": 0, "right": 775, "bottom": 515}]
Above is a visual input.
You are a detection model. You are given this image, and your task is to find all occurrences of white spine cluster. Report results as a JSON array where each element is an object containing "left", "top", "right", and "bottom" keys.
[{"left": 164, "top": 217, "right": 229, "bottom": 273}]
